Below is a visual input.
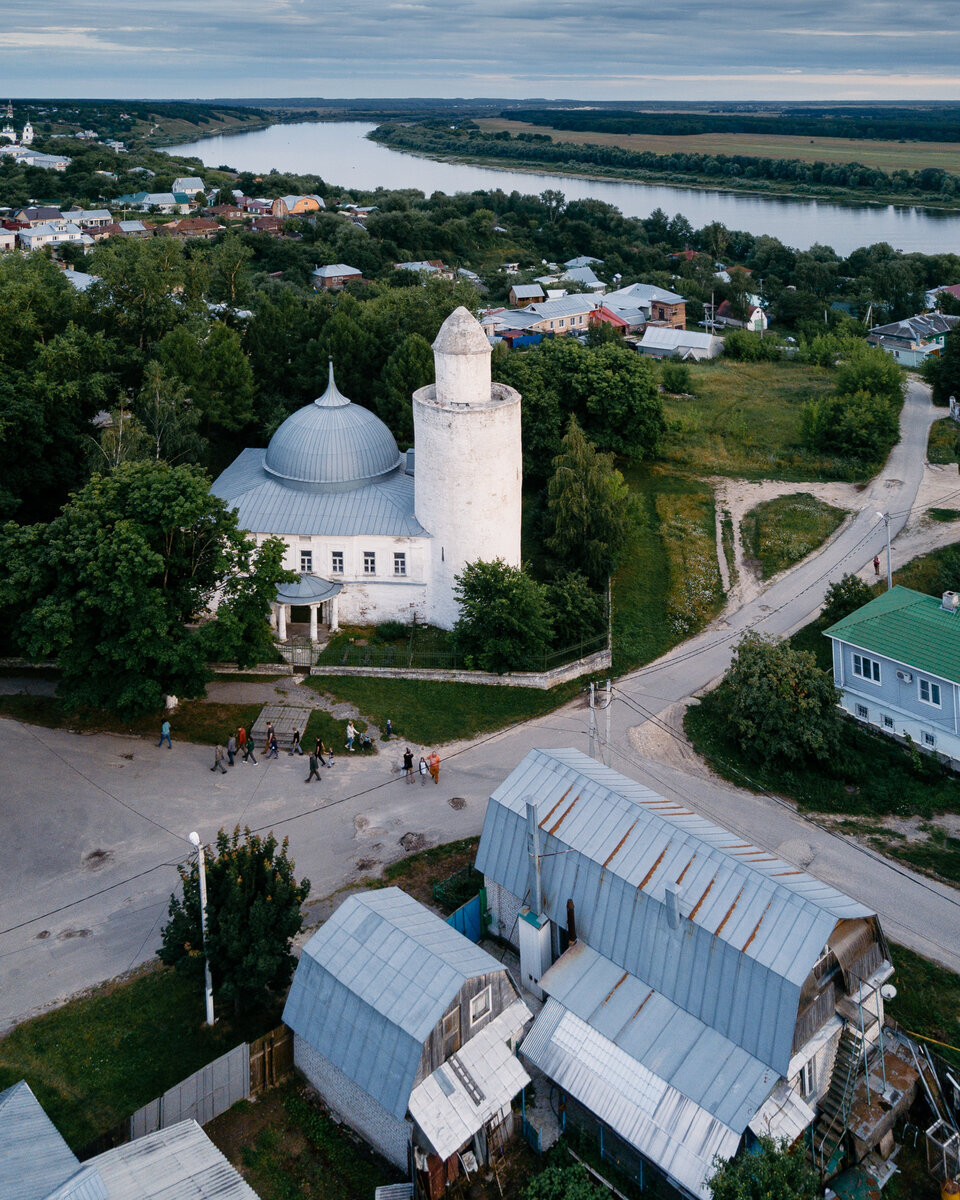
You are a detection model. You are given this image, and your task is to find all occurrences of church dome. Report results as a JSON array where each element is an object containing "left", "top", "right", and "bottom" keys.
[{"left": 264, "top": 363, "right": 403, "bottom": 489}]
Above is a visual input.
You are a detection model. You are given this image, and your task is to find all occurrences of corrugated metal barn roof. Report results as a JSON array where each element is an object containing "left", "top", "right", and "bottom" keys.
[
  {"left": 212, "top": 449, "right": 426, "bottom": 538},
  {"left": 476, "top": 749, "right": 873, "bottom": 1074},
  {"left": 0, "top": 1081, "right": 82, "bottom": 1200},
  {"left": 523, "top": 998, "right": 740, "bottom": 1200},
  {"left": 537, "top": 943, "right": 778, "bottom": 1131},
  {"left": 283, "top": 889, "right": 509, "bottom": 1119}
]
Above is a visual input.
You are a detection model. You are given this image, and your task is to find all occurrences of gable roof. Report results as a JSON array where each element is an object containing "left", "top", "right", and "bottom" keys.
[
  {"left": 0, "top": 1081, "right": 81, "bottom": 1200},
  {"left": 312, "top": 262, "right": 361, "bottom": 278},
  {"left": 640, "top": 327, "right": 719, "bottom": 351},
  {"left": 824, "top": 585, "right": 960, "bottom": 685},
  {"left": 283, "top": 888, "right": 508, "bottom": 1118},
  {"left": 564, "top": 255, "right": 601, "bottom": 268},
  {"left": 477, "top": 749, "right": 874, "bottom": 1074},
  {"left": 605, "top": 282, "right": 684, "bottom": 307},
  {"left": 510, "top": 284, "right": 544, "bottom": 299}
]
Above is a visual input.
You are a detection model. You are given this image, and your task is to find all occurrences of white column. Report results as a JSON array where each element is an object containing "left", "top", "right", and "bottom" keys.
[
  {"left": 268, "top": 605, "right": 278, "bottom": 631},
  {"left": 309, "top": 604, "right": 318, "bottom": 642},
  {"left": 277, "top": 603, "right": 287, "bottom": 642},
  {"left": 330, "top": 596, "right": 340, "bottom": 633}
]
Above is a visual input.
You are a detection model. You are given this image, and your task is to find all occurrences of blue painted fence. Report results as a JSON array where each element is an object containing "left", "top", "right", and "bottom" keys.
[{"left": 445, "top": 889, "right": 486, "bottom": 943}]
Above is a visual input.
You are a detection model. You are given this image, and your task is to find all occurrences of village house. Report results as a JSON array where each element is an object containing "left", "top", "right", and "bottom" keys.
[
  {"left": 926, "top": 283, "right": 960, "bottom": 310},
  {"left": 395, "top": 259, "right": 454, "bottom": 279},
  {"left": 496, "top": 294, "right": 600, "bottom": 337},
  {"left": 559, "top": 264, "right": 606, "bottom": 292},
  {"left": 250, "top": 215, "right": 284, "bottom": 236},
  {"left": 508, "top": 282, "right": 544, "bottom": 307},
  {"left": 311, "top": 262, "right": 363, "bottom": 290},
  {"left": 98, "top": 218, "right": 153, "bottom": 239},
  {"left": 712, "top": 298, "right": 769, "bottom": 332},
  {"left": 18, "top": 221, "right": 82, "bottom": 251},
  {"left": 564, "top": 254, "right": 602, "bottom": 269},
  {"left": 867, "top": 312, "right": 958, "bottom": 367},
  {"left": 271, "top": 193, "right": 325, "bottom": 217},
  {"left": 604, "top": 281, "right": 686, "bottom": 328},
  {"left": 205, "top": 202, "right": 245, "bottom": 221},
  {"left": 825, "top": 585, "right": 960, "bottom": 765},
  {"left": 171, "top": 175, "right": 206, "bottom": 196},
  {"left": 283, "top": 888, "right": 531, "bottom": 1193},
  {"left": 477, "top": 748, "right": 916, "bottom": 1199},
  {"left": 154, "top": 217, "right": 221, "bottom": 240},
  {"left": 64, "top": 207, "right": 113, "bottom": 228},
  {"left": 637, "top": 326, "right": 723, "bottom": 360},
  {"left": 13, "top": 205, "right": 65, "bottom": 227},
  {"left": 0, "top": 227, "right": 16, "bottom": 252},
  {"left": 114, "top": 191, "right": 192, "bottom": 215}
]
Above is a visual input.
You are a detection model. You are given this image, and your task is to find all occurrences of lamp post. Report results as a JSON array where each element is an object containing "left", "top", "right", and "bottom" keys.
[
  {"left": 188, "top": 831, "right": 215, "bottom": 1026},
  {"left": 876, "top": 512, "right": 893, "bottom": 591}
]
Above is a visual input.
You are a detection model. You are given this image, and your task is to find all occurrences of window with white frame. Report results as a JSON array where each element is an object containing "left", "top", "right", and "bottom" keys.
[
  {"left": 919, "top": 679, "right": 942, "bottom": 707},
  {"left": 856, "top": 704, "right": 869, "bottom": 720},
  {"left": 852, "top": 654, "right": 881, "bottom": 683},
  {"left": 882, "top": 715, "right": 894, "bottom": 729},
  {"left": 923, "top": 731, "right": 936, "bottom": 747},
  {"left": 800, "top": 1059, "right": 816, "bottom": 1100},
  {"left": 469, "top": 986, "right": 492, "bottom": 1026},
  {"left": 394, "top": 552, "right": 406, "bottom": 577},
  {"left": 300, "top": 549, "right": 313, "bottom": 573},
  {"left": 331, "top": 550, "right": 344, "bottom": 574},
  {"left": 363, "top": 551, "right": 376, "bottom": 575}
]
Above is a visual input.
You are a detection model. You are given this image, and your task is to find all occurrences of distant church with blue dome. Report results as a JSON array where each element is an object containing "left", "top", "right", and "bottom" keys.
[{"left": 212, "top": 307, "right": 523, "bottom": 640}]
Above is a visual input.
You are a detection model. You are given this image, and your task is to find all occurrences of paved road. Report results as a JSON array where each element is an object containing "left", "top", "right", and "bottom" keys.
[{"left": 3, "top": 378, "right": 958, "bottom": 1031}]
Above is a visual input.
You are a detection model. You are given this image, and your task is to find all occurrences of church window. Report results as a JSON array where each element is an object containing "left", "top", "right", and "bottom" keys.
[
  {"left": 363, "top": 551, "right": 376, "bottom": 575},
  {"left": 331, "top": 551, "right": 343, "bottom": 574},
  {"left": 394, "top": 552, "right": 406, "bottom": 576},
  {"left": 300, "top": 550, "right": 313, "bottom": 573}
]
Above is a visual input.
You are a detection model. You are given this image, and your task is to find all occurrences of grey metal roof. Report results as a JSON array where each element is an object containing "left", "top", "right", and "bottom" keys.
[
  {"left": 606, "top": 282, "right": 685, "bottom": 306},
  {"left": 211, "top": 448, "right": 425, "bottom": 538},
  {"left": 476, "top": 749, "right": 874, "bottom": 1074},
  {"left": 640, "top": 327, "right": 720, "bottom": 351},
  {"left": 88, "top": 1119, "right": 260, "bottom": 1199},
  {"left": 564, "top": 255, "right": 602, "bottom": 268},
  {"left": 0, "top": 1081, "right": 81, "bottom": 1200},
  {"left": 561, "top": 266, "right": 601, "bottom": 285},
  {"left": 510, "top": 284, "right": 544, "bottom": 299},
  {"left": 275, "top": 574, "right": 343, "bottom": 605},
  {"left": 525, "top": 295, "right": 600, "bottom": 319},
  {"left": 262, "top": 366, "right": 403, "bottom": 488},
  {"left": 522, "top": 998, "right": 740, "bottom": 1200},
  {"left": 312, "top": 263, "right": 361, "bottom": 277},
  {"left": 40, "top": 1166, "right": 107, "bottom": 1200},
  {"left": 283, "top": 888, "right": 509, "bottom": 1119},
  {"left": 537, "top": 943, "right": 777, "bottom": 1131}
]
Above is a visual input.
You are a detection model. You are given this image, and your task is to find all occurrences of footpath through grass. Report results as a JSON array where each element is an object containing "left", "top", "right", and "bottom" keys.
[
  {"left": 741, "top": 492, "right": 848, "bottom": 579},
  {"left": 0, "top": 965, "right": 282, "bottom": 1151}
]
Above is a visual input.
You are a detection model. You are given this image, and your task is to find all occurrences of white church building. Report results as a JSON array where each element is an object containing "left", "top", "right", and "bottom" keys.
[{"left": 211, "top": 307, "right": 522, "bottom": 637}]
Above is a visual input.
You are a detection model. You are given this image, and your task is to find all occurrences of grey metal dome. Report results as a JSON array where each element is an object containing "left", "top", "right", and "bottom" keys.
[{"left": 264, "top": 363, "right": 403, "bottom": 489}]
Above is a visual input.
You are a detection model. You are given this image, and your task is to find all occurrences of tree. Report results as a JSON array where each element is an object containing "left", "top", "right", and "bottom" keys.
[
  {"left": 159, "top": 826, "right": 310, "bottom": 1014},
  {"left": 156, "top": 321, "right": 257, "bottom": 436},
  {"left": 924, "top": 328, "right": 960, "bottom": 406},
  {"left": 821, "top": 572, "right": 873, "bottom": 626},
  {"left": 207, "top": 233, "right": 254, "bottom": 306},
  {"left": 546, "top": 570, "right": 605, "bottom": 644},
  {"left": 574, "top": 343, "right": 665, "bottom": 457},
  {"left": 522, "top": 1162, "right": 607, "bottom": 1200},
  {"left": 379, "top": 332, "right": 433, "bottom": 445},
  {"left": 545, "top": 416, "right": 631, "bottom": 585},
  {"left": 134, "top": 360, "right": 204, "bottom": 465},
  {"left": 707, "top": 1138, "right": 818, "bottom": 1200},
  {"left": 198, "top": 536, "right": 295, "bottom": 668},
  {"left": 1, "top": 461, "right": 286, "bottom": 715},
  {"left": 454, "top": 558, "right": 553, "bottom": 672},
  {"left": 835, "top": 344, "right": 904, "bottom": 407},
  {"left": 801, "top": 389, "right": 899, "bottom": 462},
  {"left": 715, "top": 633, "right": 842, "bottom": 767}
]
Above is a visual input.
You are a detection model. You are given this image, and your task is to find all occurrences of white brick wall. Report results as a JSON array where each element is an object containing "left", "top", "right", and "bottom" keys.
[
  {"left": 294, "top": 1034, "right": 412, "bottom": 1170},
  {"left": 485, "top": 879, "right": 523, "bottom": 946}
]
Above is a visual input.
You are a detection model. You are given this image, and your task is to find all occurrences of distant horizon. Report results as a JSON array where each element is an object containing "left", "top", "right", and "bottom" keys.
[{"left": 10, "top": 95, "right": 960, "bottom": 108}]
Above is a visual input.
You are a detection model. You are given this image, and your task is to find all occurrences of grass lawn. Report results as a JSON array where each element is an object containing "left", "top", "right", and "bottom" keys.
[
  {"left": 317, "top": 622, "right": 457, "bottom": 670},
  {"left": 306, "top": 675, "right": 582, "bottom": 746},
  {"left": 927, "top": 416, "right": 960, "bottom": 465},
  {"left": 0, "top": 965, "right": 282, "bottom": 1151},
  {"left": 660, "top": 360, "right": 860, "bottom": 481},
  {"left": 886, "top": 942, "right": 960, "bottom": 1073},
  {"left": 741, "top": 492, "right": 848, "bottom": 578}
]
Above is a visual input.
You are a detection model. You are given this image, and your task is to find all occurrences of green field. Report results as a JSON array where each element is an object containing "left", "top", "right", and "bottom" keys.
[
  {"left": 660, "top": 361, "right": 854, "bottom": 481},
  {"left": 741, "top": 492, "right": 848, "bottom": 578}
]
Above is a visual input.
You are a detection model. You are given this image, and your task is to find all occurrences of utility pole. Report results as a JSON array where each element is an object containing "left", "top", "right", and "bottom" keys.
[
  {"left": 588, "top": 682, "right": 596, "bottom": 760},
  {"left": 876, "top": 512, "right": 893, "bottom": 590},
  {"left": 189, "top": 832, "right": 215, "bottom": 1026},
  {"left": 604, "top": 680, "right": 612, "bottom": 766}
]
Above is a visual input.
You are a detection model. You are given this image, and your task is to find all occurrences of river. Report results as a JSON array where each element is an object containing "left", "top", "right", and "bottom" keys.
[{"left": 168, "top": 121, "right": 960, "bottom": 257}]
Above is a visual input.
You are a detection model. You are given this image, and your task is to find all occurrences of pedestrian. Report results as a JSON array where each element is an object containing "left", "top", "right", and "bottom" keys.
[
  {"left": 419, "top": 755, "right": 429, "bottom": 785},
  {"left": 226, "top": 734, "right": 237, "bottom": 766},
  {"left": 305, "top": 751, "right": 321, "bottom": 783},
  {"left": 385, "top": 718, "right": 392, "bottom": 741},
  {"left": 266, "top": 730, "right": 279, "bottom": 759},
  {"left": 211, "top": 743, "right": 227, "bottom": 774},
  {"left": 345, "top": 720, "right": 357, "bottom": 751},
  {"left": 241, "top": 727, "right": 257, "bottom": 765},
  {"left": 263, "top": 721, "right": 274, "bottom": 754},
  {"left": 321, "top": 741, "right": 334, "bottom": 767},
  {"left": 237, "top": 725, "right": 247, "bottom": 762},
  {"left": 873, "top": 555, "right": 881, "bottom": 576},
  {"left": 402, "top": 747, "right": 414, "bottom": 784},
  {"left": 289, "top": 727, "right": 303, "bottom": 756},
  {"left": 428, "top": 751, "right": 441, "bottom": 786},
  {"left": 157, "top": 718, "right": 172, "bottom": 749}
]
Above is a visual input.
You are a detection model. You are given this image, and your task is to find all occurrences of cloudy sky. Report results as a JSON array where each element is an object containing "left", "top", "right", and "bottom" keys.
[{"left": 2, "top": 0, "right": 957, "bottom": 100}]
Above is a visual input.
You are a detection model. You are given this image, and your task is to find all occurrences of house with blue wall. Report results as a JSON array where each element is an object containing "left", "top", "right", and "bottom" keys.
[{"left": 824, "top": 585, "right": 960, "bottom": 763}]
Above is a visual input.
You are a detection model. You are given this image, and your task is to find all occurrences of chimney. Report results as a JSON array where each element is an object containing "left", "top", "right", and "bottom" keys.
[
  {"left": 566, "top": 899, "right": 577, "bottom": 946},
  {"left": 942, "top": 591, "right": 959, "bottom": 613},
  {"left": 665, "top": 883, "right": 683, "bottom": 930},
  {"left": 526, "top": 800, "right": 543, "bottom": 917}
]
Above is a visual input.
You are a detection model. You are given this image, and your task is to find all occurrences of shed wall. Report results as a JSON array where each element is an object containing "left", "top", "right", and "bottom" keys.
[{"left": 413, "top": 970, "right": 519, "bottom": 1087}]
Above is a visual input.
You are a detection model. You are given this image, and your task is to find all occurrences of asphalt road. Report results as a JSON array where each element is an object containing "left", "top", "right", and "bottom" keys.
[{"left": 2, "top": 377, "right": 958, "bottom": 1032}]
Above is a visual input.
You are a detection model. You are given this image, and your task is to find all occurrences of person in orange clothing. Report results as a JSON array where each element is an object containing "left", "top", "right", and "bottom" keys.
[{"left": 427, "top": 751, "right": 441, "bottom": 785}]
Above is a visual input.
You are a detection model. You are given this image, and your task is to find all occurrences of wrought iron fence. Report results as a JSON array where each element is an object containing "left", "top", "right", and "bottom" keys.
[{"left": 322, "top": 630, "right": 608, "bottom": 675}]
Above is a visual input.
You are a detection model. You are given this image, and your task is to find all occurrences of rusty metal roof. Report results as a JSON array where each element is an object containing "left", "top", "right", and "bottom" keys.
[{"left": 476, "top": 749, "right": 875, "bottom": 1075}]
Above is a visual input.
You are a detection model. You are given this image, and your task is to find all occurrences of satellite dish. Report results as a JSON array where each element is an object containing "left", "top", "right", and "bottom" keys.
[{"left": 881, "top": 984, "right": 897, "bottom": 1001}]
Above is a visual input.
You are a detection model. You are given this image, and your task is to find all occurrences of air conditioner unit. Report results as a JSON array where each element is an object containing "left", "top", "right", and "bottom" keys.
[{"left": 896, "top": 670, "right": 913, "bottom": 683}]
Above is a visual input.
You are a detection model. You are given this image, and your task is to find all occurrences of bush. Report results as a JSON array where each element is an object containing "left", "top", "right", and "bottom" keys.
[
  {"left": 376, "top": 620, "right": 410, "bottom": 642},
  {"left": 661, "top": 360, "right": 692, "bottom": 394},
  {"left": 821, "top": 572, "right": 873, "bottom": 625},
  {"left": 801, "top": 389, "right": 898, "bottom": 462},
  {"left": 722, "top": 329, "right": 782, "bottom": 361},
  {"left": 454, "top": 558, "right": 553, "bottom": 672}
]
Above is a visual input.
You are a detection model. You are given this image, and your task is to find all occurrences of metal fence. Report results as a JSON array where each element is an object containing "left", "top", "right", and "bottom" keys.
[{"left": 322, "top": 631, "right": 609, "bottom": 674}]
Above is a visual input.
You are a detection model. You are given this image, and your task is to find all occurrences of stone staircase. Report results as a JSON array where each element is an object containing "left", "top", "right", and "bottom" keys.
[{"left": 812, "top": 1027, "right": 865, "bottom": 1172}]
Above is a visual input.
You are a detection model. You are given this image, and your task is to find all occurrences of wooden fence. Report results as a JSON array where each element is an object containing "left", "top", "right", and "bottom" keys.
[{"left": 249, "top": 1024, "right": 294, "bottom": 1095}]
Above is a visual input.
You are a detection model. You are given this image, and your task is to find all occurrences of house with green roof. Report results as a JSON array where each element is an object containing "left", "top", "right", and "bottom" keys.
[{"left": 824, "top": 585, "right": 960, "bottom": 760}]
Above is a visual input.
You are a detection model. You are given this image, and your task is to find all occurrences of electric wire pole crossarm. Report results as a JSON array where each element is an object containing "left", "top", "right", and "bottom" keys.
[{"left": 189, "top": 831, "right": 216, "bottom": 1026}]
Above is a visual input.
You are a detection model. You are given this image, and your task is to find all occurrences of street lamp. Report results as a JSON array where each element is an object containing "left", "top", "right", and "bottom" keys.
[
  {"left": 876, "top": 512, "right": 893, "bottom": 591},
  {"left": 189, "top": 831, "right": 216, "bottom": 1026}
]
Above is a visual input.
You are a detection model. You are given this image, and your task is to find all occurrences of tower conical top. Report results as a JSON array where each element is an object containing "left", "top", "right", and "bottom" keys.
[{"left": 314, "top": 358, "right": 350, "bottom": 408}]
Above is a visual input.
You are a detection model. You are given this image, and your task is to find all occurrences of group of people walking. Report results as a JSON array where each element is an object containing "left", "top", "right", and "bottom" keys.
[{"left": 402, "top": 747, "right": 441, "bottom": 786}]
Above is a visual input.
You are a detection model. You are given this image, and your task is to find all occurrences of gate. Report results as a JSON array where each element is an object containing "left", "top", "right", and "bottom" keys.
[
  {"left": 445, "top": 889, "right": 487, "bottom": 943},
  {"left": 249, "top": 1023, "right": 294, "bottom": 1094},
  {"left": 522, "top": 1115, "right": 542, "bottom": 1154}
]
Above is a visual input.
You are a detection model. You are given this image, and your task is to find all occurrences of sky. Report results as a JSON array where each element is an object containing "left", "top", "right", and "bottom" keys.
[{"left": 1, "top": 0, "right": 958, "bottom": 101}]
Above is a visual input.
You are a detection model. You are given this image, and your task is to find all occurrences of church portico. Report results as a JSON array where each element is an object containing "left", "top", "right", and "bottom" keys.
[{"left": 273, "top": 574, "right": 342, "bottom": 642}]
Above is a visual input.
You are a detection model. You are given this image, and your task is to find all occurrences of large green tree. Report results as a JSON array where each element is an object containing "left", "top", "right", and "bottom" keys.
[
  {"left": 574, "top": 342, "right": 665, "bottom": 457},
  {"left": 924, "top": 328, "right": 960, "bottom": 406},
  {"left": 715, "top": 632, "right": 842, "bottom": 767},
  {"left": 708, "top": 1139, "right": 819, "bottom": 1200},
  {"left": 160, "top": 826, "right": 310, "bottom": 1014},
  {"left": 834, "top": 343, "right": 905, "bottom": 407},
  {"left": 454, "top": 558, "right": 553, "bottom": 672},
  {"left": 156, "top": 321, "right": 256, "bottom": 436},
  {"left": 801, "top": 389, "right": 899, "bottom": 462},
  {"left": 378, "top": 332, "right": 433, "bottom": 445},
  {"left": 545, "top": 416, "right": 632, "bottom": 585},
  {"left": 0, "top": 461, "right": 289, "bottom": 715}
]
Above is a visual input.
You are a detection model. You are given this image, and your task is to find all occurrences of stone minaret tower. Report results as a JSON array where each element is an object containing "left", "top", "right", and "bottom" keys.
[{"left": 413, "top": 307, "right": 522, "bottom": 629}]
